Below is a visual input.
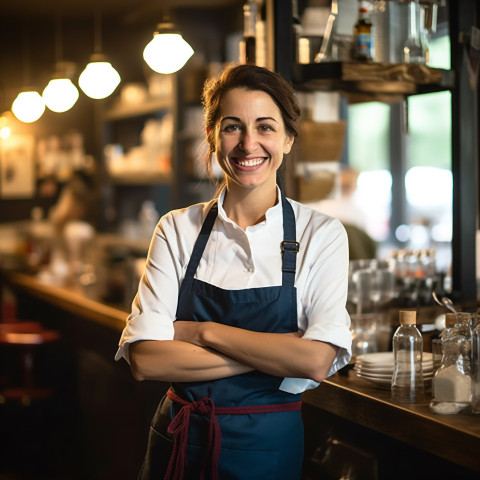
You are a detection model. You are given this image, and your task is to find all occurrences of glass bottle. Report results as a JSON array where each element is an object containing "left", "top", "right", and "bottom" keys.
[
  {"left": 353, "top": 0, "right": 374, "bottom": 61},
  {"left": 240, "top": 0, "right": 257, "bottom": 65},
  {"left": 402, "top": 0, "right": 426, "bottom": 64},
  {"left": 472, "top": 313, "right": 480, "bottom": 413},
  {"left": 430, "top": 313, "right": 472, "bottom": 415},
  {"left": 391, "top": 310, "right": 425, "bottom": 403}
]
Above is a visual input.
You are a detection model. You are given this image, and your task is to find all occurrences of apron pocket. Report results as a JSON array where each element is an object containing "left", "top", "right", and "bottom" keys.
[
  {"left": 138, "top": 426, "right": 173, "bottom": 480},
  {"left": 138, "top": 396, "right": 174, "bottom": 480}
]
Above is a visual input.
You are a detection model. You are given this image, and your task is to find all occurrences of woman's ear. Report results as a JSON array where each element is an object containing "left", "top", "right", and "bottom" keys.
[
  {"left": 284, "top": 136, "right": 294, "bottom": 154},
  {"left": 206, "top": 126, "right": 211, "bottom": 135}
]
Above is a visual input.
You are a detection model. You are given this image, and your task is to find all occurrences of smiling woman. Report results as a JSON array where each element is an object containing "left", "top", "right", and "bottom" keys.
[{"left": 115, "top": 63, "right": 352, "bottom": 480}]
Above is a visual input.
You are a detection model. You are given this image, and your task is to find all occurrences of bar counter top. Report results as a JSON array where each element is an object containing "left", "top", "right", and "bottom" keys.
[
  {"left": 1, "top": 270, "right": 479, "bottom": 475},
  {"left": 306, "top": 370, "right": 480, "bottom": 475},
  {"left": 0, "top": 270, "right": 128, "bottom": 331}
]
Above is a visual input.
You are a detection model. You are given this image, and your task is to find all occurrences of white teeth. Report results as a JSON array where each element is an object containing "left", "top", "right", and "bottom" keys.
[{"left": 237, "top": 158, "right": 264, "bottom": 167}]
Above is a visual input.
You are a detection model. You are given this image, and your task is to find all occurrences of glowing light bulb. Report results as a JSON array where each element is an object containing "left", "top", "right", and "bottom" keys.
[
  {"left": 43, "top": 78, "right": 79, "bottom": 113},
  {"left": 79, "top": 60, "right": 121, "bottom": 99},
  {"left": 11, "top": 91, "right": 45, "bottom": 123},
  {"left": 143, "top": 32, "right": 194, "bottom": 74}
]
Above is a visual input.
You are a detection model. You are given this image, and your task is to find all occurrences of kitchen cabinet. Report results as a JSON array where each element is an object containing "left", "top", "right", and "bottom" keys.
[{"left": 269, "top": 0, "right": 478, "bottom": 305}]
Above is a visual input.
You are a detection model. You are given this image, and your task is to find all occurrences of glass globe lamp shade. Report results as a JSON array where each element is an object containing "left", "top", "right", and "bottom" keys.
[
  {"left": 11, "top": 91, "right": 45, "bottom": 123},
  {"left": 0, "top": 113, "right": 11, "bottom": 139},
  {"left": 79, "top": 60, "right": 121, "bottom": 99},
  {"left": 143, "top": 32, "right": 194, "bottom": 74},
  {"left": 42, "top": 78, "right": 79, "bottom": 113}
]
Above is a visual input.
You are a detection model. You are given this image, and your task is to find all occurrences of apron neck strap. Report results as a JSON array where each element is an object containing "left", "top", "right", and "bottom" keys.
[
  {"left": 280, "top": 196, "right": 298, "bottom": 288},
  {"left": 184, "top": 203, "right": 218, "bottom": 279}
]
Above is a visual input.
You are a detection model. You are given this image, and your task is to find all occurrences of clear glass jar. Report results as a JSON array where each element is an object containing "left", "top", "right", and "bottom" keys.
[
  {"left": 471, "top": 313, "right": 480, "bottom": 413},
  {"left": 430, "top": 313, "right": 472, "bottom": 414},
  {"left": 391, "top": 310, "right": 425, "bottom": 403}
]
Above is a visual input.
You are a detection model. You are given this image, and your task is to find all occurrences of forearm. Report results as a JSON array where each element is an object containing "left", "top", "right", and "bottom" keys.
[
  {"left": 199, "top": 323, "right": 338, "bottom": 383},
  {"left": 129, "top": 339, "right": 253, "bottom": 382}
]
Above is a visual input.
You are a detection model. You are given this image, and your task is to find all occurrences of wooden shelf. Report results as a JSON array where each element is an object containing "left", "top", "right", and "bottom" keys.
[
  {"left": 108, "top": 172, "right": 172, "bottom": 185},
  {"left": 105, "top": 97, "right": 171, "bottom": 121},
  {"left": 294, "top": 61, "right": 454, "bottom": 102}
]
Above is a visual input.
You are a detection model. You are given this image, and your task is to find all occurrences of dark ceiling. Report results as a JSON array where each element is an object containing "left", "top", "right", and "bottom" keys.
[
  {"left": 1, "top": 0, "right": 238, "bottom": 21},
  {"left": 0, "top": 0, "right": 243, "bottom": 107}
]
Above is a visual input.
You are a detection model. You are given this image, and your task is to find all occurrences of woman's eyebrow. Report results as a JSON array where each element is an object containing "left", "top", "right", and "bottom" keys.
[
  {"left": 220, "top": 116, "right": 241, "bottom": 123},
  {"left": 257, "top": 116, "right": 278, "bottom": 123},
  {"left": 220, "top": 116, "right": 278, "bottom": 123}
]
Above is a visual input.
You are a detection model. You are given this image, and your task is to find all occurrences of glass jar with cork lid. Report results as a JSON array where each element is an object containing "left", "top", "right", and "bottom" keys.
[{"left": 430, "top": 313, "right": 472, "bottom": 414}]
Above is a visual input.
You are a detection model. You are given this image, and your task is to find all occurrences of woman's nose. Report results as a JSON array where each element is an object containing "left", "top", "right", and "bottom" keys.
[{"left": 239, "top": 131, "right": 256, "bottom": 152}]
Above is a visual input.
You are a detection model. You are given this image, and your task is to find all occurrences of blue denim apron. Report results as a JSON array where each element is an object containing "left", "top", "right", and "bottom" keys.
[{"left": 138, "top": 196, "right": 303, "bottom": 480}]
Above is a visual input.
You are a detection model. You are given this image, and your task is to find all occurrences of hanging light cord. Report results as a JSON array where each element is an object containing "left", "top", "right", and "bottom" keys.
[
  {"left": 21, "top": 22, "right": 31, "bottom": 87},
  {"left": 55, "top": 14, "right": 63, "bottom": 64},
  {"left": 94, "top": 6, "right": 103, "bottom": 55}
]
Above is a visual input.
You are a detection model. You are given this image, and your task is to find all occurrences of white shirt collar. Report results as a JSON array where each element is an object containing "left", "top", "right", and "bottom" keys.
[{"left": 216, "top": 186, "right": 283, "bottom": 227}]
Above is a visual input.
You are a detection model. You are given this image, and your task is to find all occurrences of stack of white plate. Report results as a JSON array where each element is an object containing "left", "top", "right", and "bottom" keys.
[{"left": 354, "top": 352, "right": 434, "bottom": 388}]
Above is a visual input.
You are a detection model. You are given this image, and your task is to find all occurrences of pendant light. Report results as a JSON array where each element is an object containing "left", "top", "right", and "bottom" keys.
[
  {"left": 143, "top": 11, "right": 194, "bottom": 75},
  {"left": 79, "top": 8, "right": 121, "bottom": 99},
  {"left": 0, "top": 112, "right": 12, "bottom": 140},
  {"left": 42, "top": 16, "right": 79, "bottom": 113},
  {"left": 11, "top": 23, "right": 45, "bottom": 123},
  {"left": 12, "top": 91, "right": 45, "bottom": 123}
]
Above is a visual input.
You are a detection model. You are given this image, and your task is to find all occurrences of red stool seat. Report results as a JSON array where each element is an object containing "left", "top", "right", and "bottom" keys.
[
  {"left": 0, "top": 321, "right": 44, "bottom": 334},
  {"left": 0, "top": 321, "right": 61, "bottom": 405}
]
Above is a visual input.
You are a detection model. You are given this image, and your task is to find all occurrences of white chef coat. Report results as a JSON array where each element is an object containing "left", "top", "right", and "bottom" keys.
[{"left": 115, "top": 187, "right": 352, "bottom": 394}]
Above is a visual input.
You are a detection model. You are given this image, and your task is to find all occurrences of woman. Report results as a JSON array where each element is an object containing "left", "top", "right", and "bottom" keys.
[{"left": 115, "top": 64, "right": 352, "bottom": 480}]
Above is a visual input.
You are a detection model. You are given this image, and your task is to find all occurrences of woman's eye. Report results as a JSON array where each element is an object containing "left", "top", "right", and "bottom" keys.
[
  {"left": 259, "top": 124, "right": 274, "bottom": 132},
  {"left": 223, "top": 124, "right": 240, "bottom": 132}
]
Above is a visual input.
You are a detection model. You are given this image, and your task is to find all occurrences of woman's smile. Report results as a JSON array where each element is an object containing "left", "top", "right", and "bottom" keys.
[{"left": 233, "top": 156, "right": 267, "bottom": 168}]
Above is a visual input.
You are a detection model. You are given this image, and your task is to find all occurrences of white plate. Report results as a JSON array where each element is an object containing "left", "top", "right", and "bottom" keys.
[
  {"left": 355, "top": 363, "right": 433, "bottom": 374},
  {"left": 356, "top": 352, "right": 396, "bottom": 365},
  {"left": 356, "top": 371, "right": 433, "bottom": 388},
  {"left": 356, "top": 352, "right": 433, "bottom": 370},
  {"left": 354, "top": 367, "right": 433, "bottom": 378},
  {"left": 356, "top": 370, "right": 434, "bottom": 380}
]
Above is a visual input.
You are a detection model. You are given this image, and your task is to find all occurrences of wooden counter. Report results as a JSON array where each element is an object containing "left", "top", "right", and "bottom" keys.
[
  {"left": 0, "top": 271, "right": 127, "bottom": 331},
  {"left": 303, "top": 370, "right": 480, "bottom": 476}
]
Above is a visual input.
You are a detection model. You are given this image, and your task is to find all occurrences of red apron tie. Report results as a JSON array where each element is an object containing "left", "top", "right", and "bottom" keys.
[
  {"left": 164, "top": 388, "right": 302, "bottom": 480},
  {"left": 165, "top": 390, "right": 221, "bottom": 480}
]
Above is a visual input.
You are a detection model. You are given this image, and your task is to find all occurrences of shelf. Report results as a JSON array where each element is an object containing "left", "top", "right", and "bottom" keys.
[
  {"left": 108, "top": 172, "right": 172, "bottom": 185},
  {"left": 294, "top": 61, "right": 455, "bottom": 102},
  {"left": 105, "top": 97, "right": 171, "bottom": 121}
]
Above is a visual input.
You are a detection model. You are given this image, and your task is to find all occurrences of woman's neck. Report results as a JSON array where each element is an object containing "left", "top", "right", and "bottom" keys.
[{"left": 222, "top": 185, "right": 278, "bottom": 230}]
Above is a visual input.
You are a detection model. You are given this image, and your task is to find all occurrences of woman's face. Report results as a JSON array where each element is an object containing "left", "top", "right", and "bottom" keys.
[{"left": 214, "top": 88, "right": 293, "bottom": 193}]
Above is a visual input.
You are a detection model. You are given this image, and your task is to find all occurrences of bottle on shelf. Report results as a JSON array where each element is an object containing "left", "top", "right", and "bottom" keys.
[
  {"left": 430, "top": 313, "right": 472, "bottom": 414},
  {"left": 391, "top": 310, "right": 425, "bottom": 404},
  {"left": 240, "top": 0, "right": 257, "bottom": 65},
  {"left": 353, "top": 0, "right": 374, "bottom": 61},
  {"left": 402, "top": 0, "right": 427, "bottom": 64}
]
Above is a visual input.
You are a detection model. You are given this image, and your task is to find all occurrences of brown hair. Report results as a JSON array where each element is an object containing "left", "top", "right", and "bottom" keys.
[{"left": 201, "top": 63, "right": 301, "bottom": 183}]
